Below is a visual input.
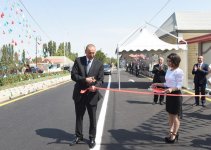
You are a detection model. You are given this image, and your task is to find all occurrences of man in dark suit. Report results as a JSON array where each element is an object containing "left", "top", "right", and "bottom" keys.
[
  {"left": 192, "top": 56, "right": 209, "bottom": 107},
  {"left": 152, "top": 57, "right": 168, "bottom": 105},
  {"left": 135, "top": 62, "right": 140, "bottom": 76},
  {"left": 70, "top": 44, "right": 104, "bottom": 148}
]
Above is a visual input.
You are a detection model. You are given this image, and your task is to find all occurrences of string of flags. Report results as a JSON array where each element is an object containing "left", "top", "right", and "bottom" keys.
[{"left": 0, "top": 0, "right": 42, "bottom": 59}]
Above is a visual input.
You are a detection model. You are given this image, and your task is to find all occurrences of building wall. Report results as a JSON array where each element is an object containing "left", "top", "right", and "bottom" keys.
[
  {"left": 159, "top": 32, "right": 208, "bottom": 80},
  {"left": 187, "top": 43, "right": 199, "bottom": 79},
  {"left": 202, "top": 42, "right": 211, "bottom": 64},
  {"left": 182, "top": 33, "right": 207, "bottom": 39},
  {"left": 183, "top": 33, "right": 208, "bottom": 79}
]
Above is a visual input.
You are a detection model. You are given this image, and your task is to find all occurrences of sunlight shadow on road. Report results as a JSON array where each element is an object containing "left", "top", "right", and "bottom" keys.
[{"left": 35, "top": 128, "right": 74, "bottom": 145}]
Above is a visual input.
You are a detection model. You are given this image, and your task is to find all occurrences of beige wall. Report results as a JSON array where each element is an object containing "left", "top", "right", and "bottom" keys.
[
  {"left": 183, "top": 33, "right": 206, "bottom": 39},
  {"left": 159, "top": 33, "right": 208, "bottom": 80},
  {"left": 187, "top": 43, "right": 199, "bottom": 79}
]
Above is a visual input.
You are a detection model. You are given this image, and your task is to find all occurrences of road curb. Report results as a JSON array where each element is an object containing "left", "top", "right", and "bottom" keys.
[{"left": 0, "top": 75, "right": 71, "bottom": 104}]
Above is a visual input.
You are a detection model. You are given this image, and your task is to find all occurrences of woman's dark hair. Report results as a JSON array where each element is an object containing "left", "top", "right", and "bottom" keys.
[{"left": 167, "top": 53, "right": 181, "bottom": 68}]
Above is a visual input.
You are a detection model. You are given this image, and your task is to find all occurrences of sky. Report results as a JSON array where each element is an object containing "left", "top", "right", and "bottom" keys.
[{"left": 1, "top": 0, "right": 211, "bottom": 59}]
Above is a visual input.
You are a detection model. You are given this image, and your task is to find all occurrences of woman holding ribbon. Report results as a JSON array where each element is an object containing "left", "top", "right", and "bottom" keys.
[{"left": 152, "top": 53, "right": 184, "bottom": 144}]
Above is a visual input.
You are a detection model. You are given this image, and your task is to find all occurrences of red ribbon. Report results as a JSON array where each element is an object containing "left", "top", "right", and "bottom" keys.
[
  {"left": 80, "top": 89, "right": 88, "bottom": 94},
  {"left": 80, "top": 87, "right": 211, "bottom": 97}
]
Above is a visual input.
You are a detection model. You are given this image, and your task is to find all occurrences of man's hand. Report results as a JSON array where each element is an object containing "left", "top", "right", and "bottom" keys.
[
  {"left": 151, "top": 83, "right": 163, "bottom": 88},
  {"left": 194, "top": 65, "right": 197, "bottom": 71},
  {"left": 88, "top": 86, "right": 97, "bottom": 92},
  {"left": 86, "top": 77, "right": 96, "bottom": 84}
]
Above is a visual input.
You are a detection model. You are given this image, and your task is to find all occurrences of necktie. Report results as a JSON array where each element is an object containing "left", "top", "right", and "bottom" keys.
[{"left": 86, "top": 60, "right": 91, "bottom": 74}]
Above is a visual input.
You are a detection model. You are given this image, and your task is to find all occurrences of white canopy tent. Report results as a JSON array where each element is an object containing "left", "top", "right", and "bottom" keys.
[
  {"left": 119, "top": 28, "right": 187, "bottom": 51},
  {"left": 116, "top": 27, "right": 188, "bottom": 89}
]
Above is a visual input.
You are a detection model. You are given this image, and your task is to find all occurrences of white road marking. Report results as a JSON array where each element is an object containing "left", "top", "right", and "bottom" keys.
[
  {"left": 128, "top": 79, "right": 135, "bottom": 82},
  {"left": 91, "top": 75, "right": 111, "bottom": 150}
]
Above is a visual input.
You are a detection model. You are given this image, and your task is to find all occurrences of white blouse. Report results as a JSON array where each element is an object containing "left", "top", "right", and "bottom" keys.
[{"left": 164, "top": 68, "right": 184, "bottom": 89}]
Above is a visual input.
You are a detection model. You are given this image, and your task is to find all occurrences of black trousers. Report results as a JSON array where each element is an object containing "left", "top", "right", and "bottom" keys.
[
  {"left": 194, "top": 83, "right": 206, "bottom": 105},
  {"left": 154, "top": 94, "right": 164, "bottom": 103},
  {"left": 74, "top": 95, "right": 97, "bottom": 140},
  {"left": 153, "top": 85, "right": 165, "bottom": 103}
]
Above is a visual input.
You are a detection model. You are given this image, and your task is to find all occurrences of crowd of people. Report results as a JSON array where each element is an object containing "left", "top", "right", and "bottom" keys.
[
  {"left": 126, "top": 60, "right": 151, "bottom": 77},
  {"left": 69, "top": 44, "right": 211, "bottom": 147}
]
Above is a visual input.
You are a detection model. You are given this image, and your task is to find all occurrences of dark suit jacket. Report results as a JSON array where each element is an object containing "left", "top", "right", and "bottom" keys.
[
  {"left": 71, "top": 56, "right": 104, "bottom": 105},
  {"left": 192, "top": 63, "right": 209, "bottom": 85},
  {"left": 152, "top": 64, "right": 168, "bottom": 83}
]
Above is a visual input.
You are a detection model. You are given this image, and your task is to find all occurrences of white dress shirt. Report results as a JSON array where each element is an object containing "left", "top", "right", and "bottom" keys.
[{"left": 164, "top": 68, "right": 184, "bottom": 89}]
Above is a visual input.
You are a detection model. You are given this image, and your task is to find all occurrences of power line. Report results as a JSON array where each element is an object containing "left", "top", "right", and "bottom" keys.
[
  {"left": 18, "top": 0, "right": 51, "bottom": 40},
  {"left": 148, "top": 0, "right": 172, "bottom": 23},
  {"left": 119, "top": 0, "right": 172, "bottom": 47}
]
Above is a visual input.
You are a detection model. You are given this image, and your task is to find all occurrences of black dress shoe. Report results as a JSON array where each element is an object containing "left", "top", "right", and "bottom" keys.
[
  {"left": 160, "top": 102, "right": 164, "bottom": 105},
  {"left": 70, "top": 137, "right": 83, "bottom": 146},
  {"left": 192, "top": 103, "right": 199, "bottom": 106},
  {"left": 89, "top": 139, "right": 96, "bottom": 148},
  {"left": 152, "top": 102, "right": 157, "bottom": 105}
]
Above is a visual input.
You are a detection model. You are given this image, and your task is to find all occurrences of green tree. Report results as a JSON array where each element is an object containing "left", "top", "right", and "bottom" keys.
[
  {"left": 14, "top": 52, "right": 19, "bottom": 64},
  {"left": 56, "top": 42, "right": 65, "bottom": 56},
  {"left": 48, "top": 41, "right": 53, "bottom": 56},
  {"left": 95, "top": 50, "right": 106, "bottom": 63},
  {"left": 69, "top": 52, "right": 78, "bottom": 61},
  {"left": 22, "top": 50, "right": 26, "bottom": 64},
  {"left": 47, "top": 41, "right": 56, "bottom": 56},
  {"left": 67, "top": 42, "right": 71, "bottom": 56},
  {"left": 1, "top": 45, "right": 7, "bottom": 65},
  {"left": 111, "top": 57, "right": 117, "bottom": 64},
  {"left": 53, "top": 41, "right": 56, "bottom": 55},
  {"left": 42, "top": 43, "right": 48, "bottom": 57},
  {"left": 8, "top": 44, "right": 14, "bottom": 64}
]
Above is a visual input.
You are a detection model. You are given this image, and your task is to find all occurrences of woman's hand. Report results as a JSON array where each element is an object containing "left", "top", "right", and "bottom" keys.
[{"left": 164, "top": 88, "right": 173, "bottom": 93}]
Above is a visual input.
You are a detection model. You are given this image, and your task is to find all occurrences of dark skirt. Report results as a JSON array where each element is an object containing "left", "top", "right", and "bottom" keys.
[{"left": 166, "top": 90, "right": 183, "bottom": 118}]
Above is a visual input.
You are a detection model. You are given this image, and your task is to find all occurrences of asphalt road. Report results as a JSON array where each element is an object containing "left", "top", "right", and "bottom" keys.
[{"left": 0, "top": 70, "right": 211, "bottom": 150}]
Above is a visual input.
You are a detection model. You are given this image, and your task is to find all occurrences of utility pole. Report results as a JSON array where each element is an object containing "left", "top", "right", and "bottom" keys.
[
  {"left": 64, "top": 42, "right": 66, "bottom": 68},
  {"left": 36, "top": 37, "right": 37, "bottom": 67}
]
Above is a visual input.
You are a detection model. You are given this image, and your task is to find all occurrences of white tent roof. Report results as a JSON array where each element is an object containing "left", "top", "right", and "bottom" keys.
[{"left": 119, "top": 28, "right": 187, "bottom": 52}]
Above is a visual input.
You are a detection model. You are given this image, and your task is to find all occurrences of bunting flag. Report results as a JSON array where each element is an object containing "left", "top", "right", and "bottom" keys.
[
  {"left": 0, "top": 0, "right": 42, "bottom": 60},
  {"left": 0, "top": 12, "right": 4, "bottom": 18}
]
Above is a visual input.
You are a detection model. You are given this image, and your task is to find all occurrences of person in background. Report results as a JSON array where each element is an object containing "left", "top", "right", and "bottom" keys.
[
  {"left": 207, "top": 64, "right": 211, "bottom": 94},
  {"left": 135, "top": 62, "right": 140, "bottom": 76},
  {"left": 126, "top": 62, "right": 129, "bottom": 72},
  {"left": 129, "top": 62, "right": 134, "bottom": 74},
  {"left": 22, "top": 64, "right": 26, "bottom": 74},
  {"left": 70, "top": 44, "right": 104, "bottom": 148},
  {"left": 24, "top": 64, "right": 32, "bottom": 74},
  {"left": 152, "top": 53, "right": 184, "bottom": 144},
  {"left": 152, "top": 57, "right": 168, "bottom": 105},
  {"left": 192, "top": 56, "right": 209, "bottom": 107}
]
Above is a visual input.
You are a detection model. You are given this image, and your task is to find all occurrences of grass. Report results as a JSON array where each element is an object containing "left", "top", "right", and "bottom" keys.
[{"left": 0, "top": 73, "right": 70, "bottom": 91}]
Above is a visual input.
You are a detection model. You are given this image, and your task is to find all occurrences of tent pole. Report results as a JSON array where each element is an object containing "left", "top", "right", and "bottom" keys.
[{"left": 117, "top": 45, "right": 121, "bottom": 90}]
